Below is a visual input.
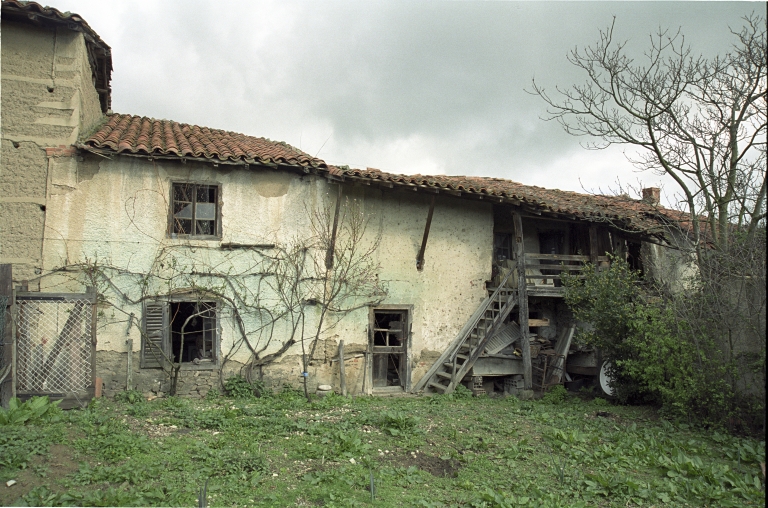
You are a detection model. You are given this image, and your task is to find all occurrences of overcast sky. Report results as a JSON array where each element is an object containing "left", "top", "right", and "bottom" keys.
[{"left": 53, "top": 0, "right": 761, "bottom": 205}]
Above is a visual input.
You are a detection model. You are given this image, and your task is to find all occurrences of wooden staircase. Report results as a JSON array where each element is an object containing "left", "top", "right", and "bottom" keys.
[{"left": 414, "top": 269, "right": 519, "bottom": 395}]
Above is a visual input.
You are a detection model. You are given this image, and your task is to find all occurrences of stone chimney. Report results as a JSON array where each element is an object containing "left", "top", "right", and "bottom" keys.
[{"left": 642, "top": 187, "right": 660, "bottom": 205}]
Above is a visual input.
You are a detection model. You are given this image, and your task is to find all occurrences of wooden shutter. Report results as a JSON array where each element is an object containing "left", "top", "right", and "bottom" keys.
[{"left": 141, "top": 302, "right": 168, "bottom": 368}]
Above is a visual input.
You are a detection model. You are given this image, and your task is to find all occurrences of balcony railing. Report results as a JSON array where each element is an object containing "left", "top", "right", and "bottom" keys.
[{"left": 523, "top": 254, "right": 609, "bottom": 293}]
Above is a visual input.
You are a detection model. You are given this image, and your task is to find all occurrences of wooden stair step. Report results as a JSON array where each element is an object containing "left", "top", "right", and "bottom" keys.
[
  {"left": 428, "top": 381, "right": 448, "bottom": 392},
  {"left": 435, "top": 371, "right": 452, "bottom": 379}
]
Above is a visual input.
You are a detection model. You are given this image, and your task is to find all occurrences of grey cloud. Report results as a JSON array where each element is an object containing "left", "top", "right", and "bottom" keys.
[{"left": 52, "top": 0, "right": 760, "bottom": 189}]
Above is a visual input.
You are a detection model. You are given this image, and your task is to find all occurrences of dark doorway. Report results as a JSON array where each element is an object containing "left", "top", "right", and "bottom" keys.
[
  {"left": 371, "top": 310, "right": 409, "bottom": 389},
  {"left": 169, "top": 302, "right": 216, "bottom": 363}
]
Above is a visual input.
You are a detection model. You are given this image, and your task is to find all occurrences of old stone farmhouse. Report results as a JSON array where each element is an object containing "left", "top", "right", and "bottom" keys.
[{"left": 1, "top": 1, "right": 690, "bottom": 404}]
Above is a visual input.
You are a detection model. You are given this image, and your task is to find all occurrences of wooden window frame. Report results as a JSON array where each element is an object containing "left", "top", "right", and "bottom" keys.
[
  {"left": 168, "top": 181, "right": 222, "bottom": 240},
  {"left": 141, "top": 298, "right": 220, "bottom": 370}
]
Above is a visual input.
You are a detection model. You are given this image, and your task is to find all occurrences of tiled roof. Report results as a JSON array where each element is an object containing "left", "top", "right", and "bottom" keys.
[
  {"left": 82, "top": 114, "right": 677, "bottom": 237},
  {"left": 82, "top": 114, "right": 327, "bottom": 169},
  {"left": 1, "top": 0, "right": 112, "bottom": 112},
  {"left": 333, "top": 167, "right": 678, "bottom": 237}
]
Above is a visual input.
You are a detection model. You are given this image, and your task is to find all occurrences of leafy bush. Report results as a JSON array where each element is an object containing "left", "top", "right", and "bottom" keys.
[
  {"left": 114, "top": 389, "right": 144, "bottom": 404},
  {"left": 563, "top": 256, "right": 745, "bottom": 427},
  {"left": 0, "top": 396, "right": 62, "bottom": 426},
  {"left": 223, "top": 374, "right": 255, "bottom": 398},
  {"left": 379, "top": 410, "right": 420, "bottom": 436},
  {"left": 541, "top": 385, "right": 568, "bottom": 404},
  {"left": 0, "top": 426, "right": 58, "bottom": 470}
]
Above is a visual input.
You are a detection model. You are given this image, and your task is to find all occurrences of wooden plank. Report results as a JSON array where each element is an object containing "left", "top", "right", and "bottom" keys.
[
  {"left": 416, "top": 195, "right": 436, "bottom": 271},
  {"left": 512, "top": 212, "right": 532, "bottom": 391},
  {"left": 372, "top": 346, "right": 405, "bottom": 354},
  {"left": 528, "top": 318, "right": 550, "bottom": 327},
  {"left": 524, "top": 264, "right": 586, "bottom": 271},
  {"left": 470, "top": 356, "right": 525, "bottom": 376},
  {"left": 338, "top": 340, "right": 347, "bottom": 396},
  {"left": 525, "top": 254, "right": 590, "bottom": 262},
  {"left": 545, "top": 325, "right": 575, "bottom": 386}
]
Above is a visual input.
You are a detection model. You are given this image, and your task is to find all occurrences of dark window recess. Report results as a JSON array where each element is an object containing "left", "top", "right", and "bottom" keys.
[
  {"left": 372, "top": 311, "right": 408, "bottom": 389},
  {"left": 170, "top": 302, "right": 216, "bottom": 363},
  {"left": 141, "top": 300, "right": 217, "bottom": 368},
  {"left": 171, "top": 183, "right": 218, "bottom": 236},
  {"left": 539, "top": 232, "right": 564, "bottom": 256},
  {"left": 627, "top": 241, "right": 644, "bottom": 277},
  {"left": 539, "top": 231, "right": 565, "bottom": 287},
  {"left": 494, "top": 233, "right": 512, "bottom": 262}
]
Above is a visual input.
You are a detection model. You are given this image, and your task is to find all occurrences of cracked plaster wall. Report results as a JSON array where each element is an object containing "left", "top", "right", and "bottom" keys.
[{"left": 41, "top": 153, "right": 492, "bottom": 396}]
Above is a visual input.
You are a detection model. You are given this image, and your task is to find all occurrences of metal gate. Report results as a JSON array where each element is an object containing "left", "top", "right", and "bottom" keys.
[{"left": 15, "top": 293, "right": 95, "bottom": 396}]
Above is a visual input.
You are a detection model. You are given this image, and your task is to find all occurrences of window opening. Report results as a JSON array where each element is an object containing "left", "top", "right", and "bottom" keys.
[
  {"left": 627, "top": 241, "right": 644, "bottom": 277},
  {"left": 371, "top": 310, "right": 408, "bottom": 389},
  {"left": 169, "top": 301, "right": 216, "bottom": 363},
  {"left": 539, "top": 231, "right": 565, "bottom": 286},
  {"left": 171, "top": 183, "right": 218, "bottom": 236},
  {"left": 494, "top": 233, "right": 512, "bottom": 263}
]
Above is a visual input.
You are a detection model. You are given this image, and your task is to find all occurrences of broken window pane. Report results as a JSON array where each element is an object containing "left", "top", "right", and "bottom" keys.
[
  {"left": 195, "top": 202, "right": 216, "bottom": 220},
  {"left": 169, "top": 301, "right": 217, "bottom": 363},
  {"left": 171, "top": 183, "right": 219, "bottom": 237}
]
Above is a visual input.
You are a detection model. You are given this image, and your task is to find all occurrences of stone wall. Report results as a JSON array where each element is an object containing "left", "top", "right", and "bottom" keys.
[{"left": 1, "top": 20, "right": 103, "bottom": 285}]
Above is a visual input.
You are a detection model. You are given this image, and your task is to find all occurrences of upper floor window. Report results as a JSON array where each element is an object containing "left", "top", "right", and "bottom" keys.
[{"left": 170, "top": 182, "right": 219, "bottom": 238}]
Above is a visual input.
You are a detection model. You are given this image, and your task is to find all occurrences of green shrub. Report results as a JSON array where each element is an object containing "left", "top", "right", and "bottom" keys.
[
  {"left": 223, "top": 374, "right": 255, "bottom": 398},
  {"left": 379, "top": 410, "right": 420, "bottom": 436},
  {"left": 563, "top": 256, "right": 743, "bottom": 427},
  {"left": 0, "top": 396, "right": 62, "bottom": 426},
  {"left": 541, "top": 385, "right": 568, "bottom": 405},
  {"left": 114, "top": 389, "right": 144, "bottom": 404}
]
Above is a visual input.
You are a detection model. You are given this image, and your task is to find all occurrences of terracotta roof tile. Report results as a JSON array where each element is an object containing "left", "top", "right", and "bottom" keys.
[
  {"left": 82, "top": 114, "right": 327, "bottom": 169},
  {"left": 82, "top": 114, "right": 676, "bottom": 236},
  {"left": 335, "top": 167, "right": 678, "bottom": 236}
]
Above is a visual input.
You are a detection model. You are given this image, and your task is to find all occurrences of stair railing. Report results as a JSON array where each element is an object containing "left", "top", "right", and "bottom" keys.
[{"left": 413, "top": 265, "right": 518, "bottom": 392}]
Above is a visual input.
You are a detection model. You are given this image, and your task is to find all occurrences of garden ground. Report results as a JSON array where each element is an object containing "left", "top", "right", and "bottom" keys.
[{"left": 0, "top": 386, "right": 764, "bottom": 507}]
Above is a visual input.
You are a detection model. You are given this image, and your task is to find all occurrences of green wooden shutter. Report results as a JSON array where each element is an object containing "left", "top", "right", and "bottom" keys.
[{"left": 141, "top": 302, "right": 168, "bottom": 368}]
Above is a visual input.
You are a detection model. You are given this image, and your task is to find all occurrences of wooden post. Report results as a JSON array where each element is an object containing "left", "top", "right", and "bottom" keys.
[
  {"left": 11, "top": 287, "right": 17, "bottom": 400},
  {"left": 1, "top": 265, "right": 12, "bottom": 407},
  {"left": 87, "top": 287, "right": 97, "bottom": 400},
  {"left": 338, "top": 340, "right": 347, "bottom": 397},
  {"left": 126, "top": 338, "right": 133, "bottom": 391},
  {"left": 589, "top": 226, "right": 599, "bottom": 265},
  {"left": 512, "top": 213, "right": 532, "bottom": 391},
  {"left": 416, "top": 195, "right": 436, "bottom": 271}
]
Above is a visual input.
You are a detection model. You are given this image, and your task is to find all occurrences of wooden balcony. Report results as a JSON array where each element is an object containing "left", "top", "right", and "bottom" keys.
[{"left": 523, "top": 254, "right": 609, "bottom": 297}]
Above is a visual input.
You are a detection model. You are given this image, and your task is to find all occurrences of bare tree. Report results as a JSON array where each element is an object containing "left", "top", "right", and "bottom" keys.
[
  {"left": 531, "top": 15, "right": 766, "bottom": 259},
  {"left": 262, "top": 195, "right": 385, "bottom": 401}
]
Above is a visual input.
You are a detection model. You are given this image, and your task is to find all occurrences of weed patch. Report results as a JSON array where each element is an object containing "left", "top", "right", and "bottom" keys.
[{"left": 0, "top": 394, "right": 763, "bottom": 507}]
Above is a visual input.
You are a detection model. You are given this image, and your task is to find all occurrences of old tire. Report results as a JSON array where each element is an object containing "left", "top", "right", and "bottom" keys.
[{"left": 598, "top": 361, "right": 615, "bottom": 397}]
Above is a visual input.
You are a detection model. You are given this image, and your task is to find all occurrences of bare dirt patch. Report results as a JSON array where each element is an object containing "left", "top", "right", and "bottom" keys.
[
  {"left": 378, "top": 452, "right": 461, "bottom": 478},
  {"left": 0, "top": 443, "right": 80, "bottom": 506}
]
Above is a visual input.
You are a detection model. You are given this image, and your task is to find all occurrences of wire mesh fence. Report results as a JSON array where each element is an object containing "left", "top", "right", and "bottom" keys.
[{"left": 15, "top": 296, "right": 92, "bottom": 393}]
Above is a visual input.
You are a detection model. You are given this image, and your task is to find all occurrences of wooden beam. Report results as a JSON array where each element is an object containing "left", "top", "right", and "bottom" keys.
[
  {"left": 512, "top": 213, "right": 532, "bottom": 391},
  {"left": 325, "top": 184, "right": 343, "bottom": 270},
  {"left": 528, "top": 318, "right": 550, "bottom": 327},
  {"left": 416, "top": 195, "right": 436, "bottom": 271}
]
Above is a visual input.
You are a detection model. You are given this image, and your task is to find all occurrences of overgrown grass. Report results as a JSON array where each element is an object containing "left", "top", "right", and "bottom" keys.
[{"left": 1, "top": 391, "right": 764, "bottom": 507}]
